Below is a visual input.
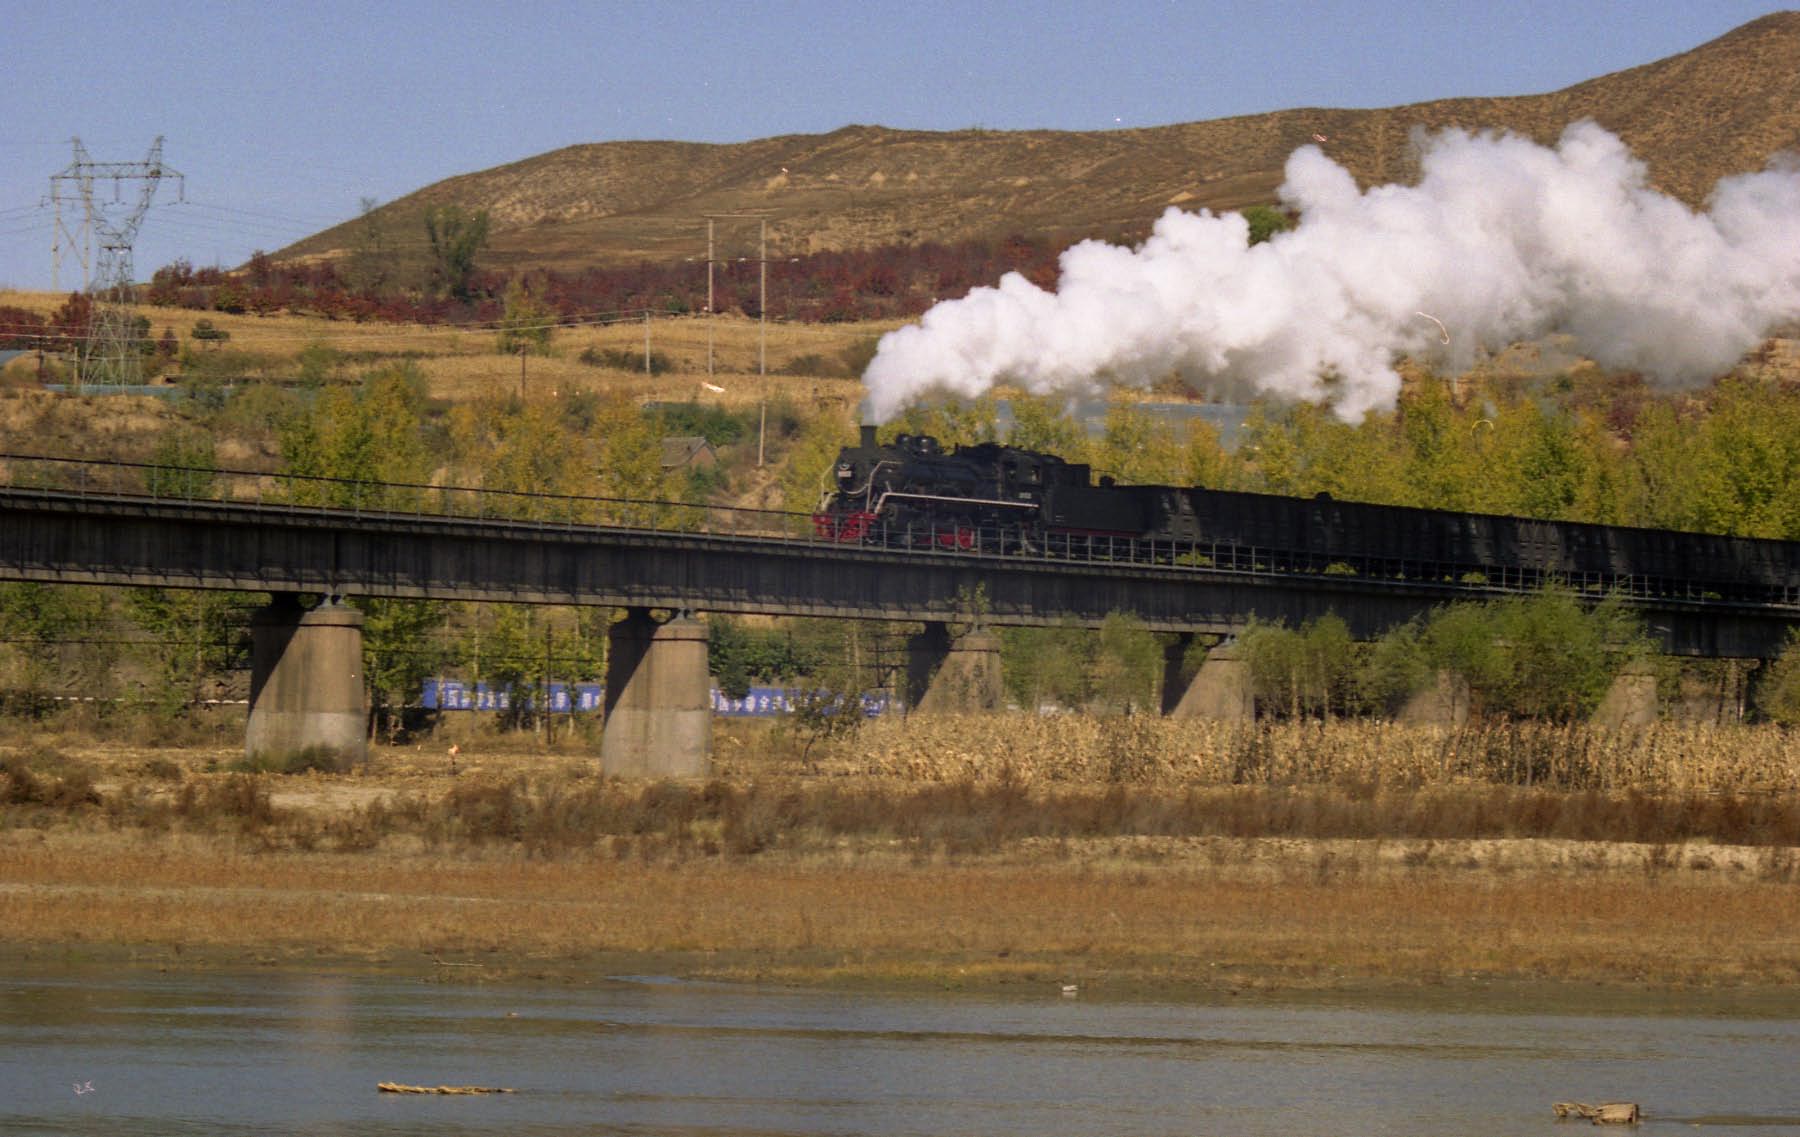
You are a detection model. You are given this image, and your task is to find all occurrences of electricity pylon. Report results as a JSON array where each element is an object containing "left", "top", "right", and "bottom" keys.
[{"left": 49, "top": 137, "right": 184, "bottom": 386}]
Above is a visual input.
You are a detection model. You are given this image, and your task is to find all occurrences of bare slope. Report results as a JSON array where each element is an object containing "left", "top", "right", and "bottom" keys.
[{"left": 278, "top": 12, "right": 1800, "bottom": 273}]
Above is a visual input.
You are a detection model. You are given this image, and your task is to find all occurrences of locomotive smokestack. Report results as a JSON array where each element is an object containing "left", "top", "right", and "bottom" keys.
[{"left": 860, "top": 424, "right": 877, "bottom": 450}]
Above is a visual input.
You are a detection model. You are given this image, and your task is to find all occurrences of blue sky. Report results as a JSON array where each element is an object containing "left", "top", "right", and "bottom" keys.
[{"left": 0, "top": 1, "right": 1786, "bottom": 291}]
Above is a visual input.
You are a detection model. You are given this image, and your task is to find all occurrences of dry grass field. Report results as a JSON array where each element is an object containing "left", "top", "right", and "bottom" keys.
[
  {"left": 0, "top": 287, "right": 882, "bottom": 409},
  {"left": 5, "top": 719, "right": 1800, "bottom": 995}
]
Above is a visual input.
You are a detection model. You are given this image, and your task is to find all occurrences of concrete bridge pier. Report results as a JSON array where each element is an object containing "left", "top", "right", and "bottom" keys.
[
  {"left": 601, "top": 608, "right": 712, "bottom": 778},
  {"left": 247, "top": 594, "right": 368, "bottom": 767},
  {"left": 905, "top": 622, "right": 1003, "bottom": 713},
  {"left": 1161, "top": 634, "right": 1196, "bottom": 715},
  {"left": 1593, "top": 661, "right": 1661, "bottom": 729},
  {"left": 1166, "top": 641, "right": 1253, "bottom": 722}
]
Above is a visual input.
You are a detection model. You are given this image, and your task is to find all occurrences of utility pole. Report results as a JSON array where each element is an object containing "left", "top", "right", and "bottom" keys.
[
  {"left": 704, "top": 212, "right": 775, "bottom": 463},
  {"left": 706, "top": 217, "right": 715, "bottom": 378},
  {"left": 758, "top": 217, "right": 767, "bottom": 466},
  {"left": 49, "top": 137, "right": 184, "bottom": 388}
]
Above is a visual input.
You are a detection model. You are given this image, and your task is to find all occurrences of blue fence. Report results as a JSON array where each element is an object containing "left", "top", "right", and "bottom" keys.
[{"left": 421, "top": 680, "right": 891, "bottom": 718}]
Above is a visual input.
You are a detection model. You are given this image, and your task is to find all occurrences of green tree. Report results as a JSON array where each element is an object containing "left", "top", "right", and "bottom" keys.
[
  {"left": 1755, "top": 630, "right": 1800, "bottom": 725},
  {"left": 0, "top": 584, "right": 110, "bottom": 710},
  {"left": 295, "top": 339, "right": 340, "bottom": 388},
  {"left": 122, "top": 588, "right": 252, "bottom": 717},
  {"left": 1089, "top": 611, "right": 1162, "bottom": 714},
  {"left": 1358, "top": 617, "right": 1431, "bottom": 715},
  {"left": 1417, "top": 589, "right": 1647, "bottom": 721},
  {"left": 345, "top": 196, "right": 395, "bottom": 295},
  {"left": 476, "top": 603, "right": 551, "bottom": 733},
  {"left": 1240, "top": 614, "right": 1357, "bottom": 719},
  {"left": 783, "top": 620, "right": 878, "bottom": 765},
  {"left": 1508, "top": 403, "right": 1597, "bottom": 521},
  {"left": 1394, "top": 378, "right": 1485, "bottom": 511},
  {"left": 883, "top": 395, "right": 1000, "bottom": 448},
  {"left": 358, "top": 597, "right": 455, "bottom": 742},
  {"left": 1005, "top": 393, "right": 1085, "bottom": 454},
  {"left": 709, "top": 616, "right": 832, "bottom": 699},
  {"left": 496, "top": 279, "right": 554, "bottom": 356},
  {"left": 1241, "top": 204, "right": 1294, "bottom": 245},
  {"left": 423, "top": 205, "right": 491, "bottom": 300},
  {"left": 1001, "top": 621, "right": 1092, "bottom": 711},
  {"left": 145, "top": 429, "right": 218, "bottom": 499},
  {"left": 278, "top": 362, "right": 432, "bottom": 508},
  {"left": 1486, "top": 590, "right": 1645, "bottom": 720}
]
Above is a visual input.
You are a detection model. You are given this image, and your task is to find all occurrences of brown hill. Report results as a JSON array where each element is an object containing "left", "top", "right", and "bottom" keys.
[{"left": 278, "top": 12, "right": 1800, "bottom": 274}]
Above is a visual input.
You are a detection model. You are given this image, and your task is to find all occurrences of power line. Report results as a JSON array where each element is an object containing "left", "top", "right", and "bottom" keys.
[{"left": 48, "top": 137, "right": 184, "bottom": 387}]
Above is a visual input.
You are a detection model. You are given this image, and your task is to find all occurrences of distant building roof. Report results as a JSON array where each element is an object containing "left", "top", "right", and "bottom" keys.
[{"left": 661, "top": 435, "right": 718, "bottom": 469}]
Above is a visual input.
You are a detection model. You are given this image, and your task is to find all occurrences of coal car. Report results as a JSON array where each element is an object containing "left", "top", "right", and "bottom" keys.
[{"left": 811, "top": 425, "right": 1800, "bottom": 606}]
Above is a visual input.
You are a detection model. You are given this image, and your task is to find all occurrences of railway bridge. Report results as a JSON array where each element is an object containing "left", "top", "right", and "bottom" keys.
[{"left": 3, "top": 455, "right": 1795, "bottom": 773}]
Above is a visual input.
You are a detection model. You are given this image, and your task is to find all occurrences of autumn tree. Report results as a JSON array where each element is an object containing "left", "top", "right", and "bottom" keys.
[
  {"left": 423, "top": 205, "right": 491, "bottom": 300},
  {"left": 780, "top": 404, "right": 856, "bottom": 529},
  {"left": 345, "top": 197, "right": 395, "bottom": 295},
  {"left": 882, "top": 395, "right": 1000, "bottom": 449},
  {"left": 496, "top": 279, "right": 554, "bottom": 355},
  {"left": 448, "top": 394, "right": 594, "bottom": 522},
  {"left": 1087, "top": 403, "right": 1187, "bottom": 485},
  {"left": 1005, "top": 393, "right": 1085, "bottom": 454},
  {"left": 0, "top": 306, "right": 44, "bottom": 350},
  {"left": 278, "top": 362, "right": 432, "bottom": 508}
]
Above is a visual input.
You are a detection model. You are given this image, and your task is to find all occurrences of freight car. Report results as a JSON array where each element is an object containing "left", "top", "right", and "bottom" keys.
[{"left": 811, "top": 425, "right": 1800, "bottom": 607}]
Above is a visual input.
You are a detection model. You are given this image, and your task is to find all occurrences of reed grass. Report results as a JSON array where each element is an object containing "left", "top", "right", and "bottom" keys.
[{"left": 838, "top": 716, "right": 1800, "bottom": 795}]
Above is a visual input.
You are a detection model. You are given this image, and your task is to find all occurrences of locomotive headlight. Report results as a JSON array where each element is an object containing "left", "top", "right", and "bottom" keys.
[{"left": 836, "top": 462, "right": 854, "bottom": 483}]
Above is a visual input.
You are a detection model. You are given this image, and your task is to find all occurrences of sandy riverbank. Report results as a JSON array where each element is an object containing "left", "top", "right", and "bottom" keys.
[{"left": 4, "top": 733, "right": 1799, "bottom": 997}]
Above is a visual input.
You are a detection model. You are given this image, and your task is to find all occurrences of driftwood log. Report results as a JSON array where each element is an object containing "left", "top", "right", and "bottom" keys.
[
  {"left": 1553, "top": 1101, "right": 1640, "bottom": 1125},
  {"left": 377, "top": 1082, "right": 515, "bottom": 1095}
]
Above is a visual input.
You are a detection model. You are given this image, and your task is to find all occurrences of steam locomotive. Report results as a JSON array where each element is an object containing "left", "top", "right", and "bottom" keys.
[{"left": 810, "top": 425, "right": 1800, "bottom": 606}]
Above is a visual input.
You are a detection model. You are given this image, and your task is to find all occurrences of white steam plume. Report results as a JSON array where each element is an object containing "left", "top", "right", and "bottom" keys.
[{"left": 862, "top": 122, "right": 1800, "bottom": 423}]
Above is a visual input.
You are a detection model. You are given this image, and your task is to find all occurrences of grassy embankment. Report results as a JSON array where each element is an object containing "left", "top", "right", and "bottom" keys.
[{"left": 4, "top": 717, "right": 1800, "bottom": 996}]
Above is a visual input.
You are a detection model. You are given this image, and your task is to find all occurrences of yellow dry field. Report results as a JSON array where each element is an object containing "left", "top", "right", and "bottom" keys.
[
  {"left": 7, "top": 822, "right": 1798, "bottom": 994},
  {"left": 5, "top": 732, "right": 1800, "bottom": 995},
  {"left": 0, "top": 288, "right": 887, "bottom": 410}
]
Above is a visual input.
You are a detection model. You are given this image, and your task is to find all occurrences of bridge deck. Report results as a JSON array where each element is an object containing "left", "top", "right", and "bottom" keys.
[{"left": 2, "top": 483, "right": 1793, "bottom": 657}]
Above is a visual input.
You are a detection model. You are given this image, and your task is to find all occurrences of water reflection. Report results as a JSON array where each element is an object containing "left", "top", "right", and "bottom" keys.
[{"left": 4, "top": 964, "right": 1800, "bottom": 1136}]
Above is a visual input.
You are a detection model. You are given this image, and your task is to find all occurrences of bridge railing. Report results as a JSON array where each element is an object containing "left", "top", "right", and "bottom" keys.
[
  {"left": 0, "top": 450, "right": 811, "bottom": 540},
  {"left": 3, "top": 452, "right": 1794, "bottom": 609}
]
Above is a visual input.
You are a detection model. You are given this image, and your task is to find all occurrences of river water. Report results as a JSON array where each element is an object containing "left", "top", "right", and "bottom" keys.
[{"left": 5, "top": 963, "right": 1800, "bottom": 1136}]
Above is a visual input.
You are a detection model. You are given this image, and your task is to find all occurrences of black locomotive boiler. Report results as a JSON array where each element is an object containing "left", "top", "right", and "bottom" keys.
[{"left": 810, "top": 425, "right": 1800, "bottom": 607}]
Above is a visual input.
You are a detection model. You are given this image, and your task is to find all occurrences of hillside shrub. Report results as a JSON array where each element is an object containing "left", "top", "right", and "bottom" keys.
[{"left": 579, "top": 345, "right": 672, "bottom": 374}]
